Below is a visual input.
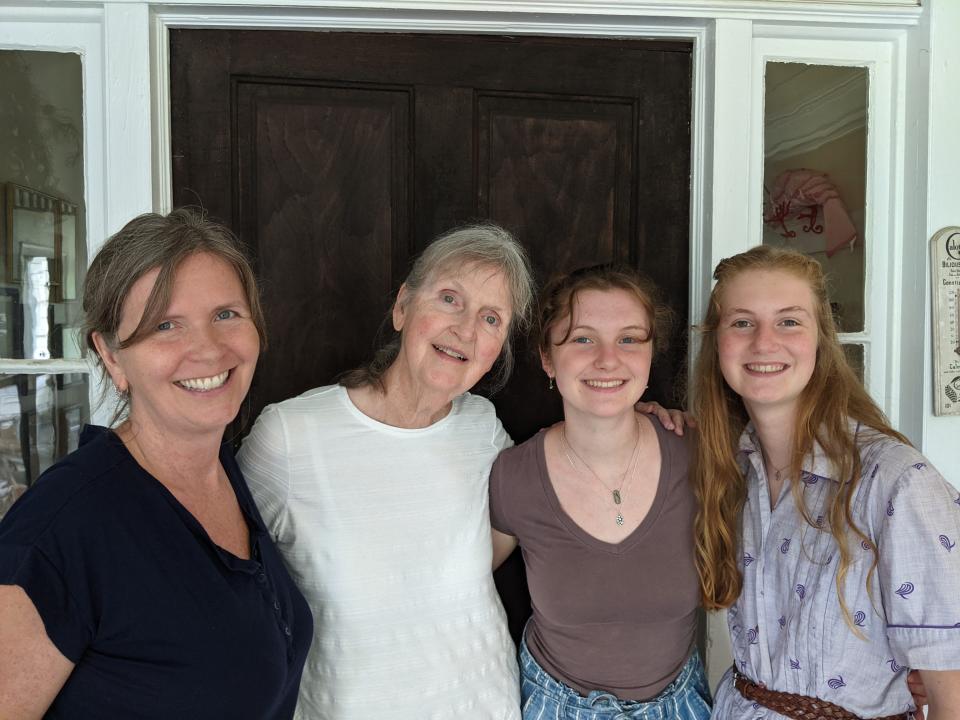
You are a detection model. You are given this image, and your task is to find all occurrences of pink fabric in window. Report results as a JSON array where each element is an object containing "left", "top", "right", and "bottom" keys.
[{"left": 769, "top": 169, "right": 858, "bottom": 257}]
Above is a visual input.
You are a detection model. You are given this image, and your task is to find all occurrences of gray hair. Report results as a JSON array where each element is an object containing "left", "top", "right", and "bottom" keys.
[
  {"left": 340, "top": 223, "right": 535, "bottom": 395},
  {"left": 82, "top": 208, "right": 265, "bottom": 420}
]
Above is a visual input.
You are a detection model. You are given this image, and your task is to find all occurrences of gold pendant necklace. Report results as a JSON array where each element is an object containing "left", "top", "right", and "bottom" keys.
[{"left": 559, "top": 419, "right": 642, "bottom": 526}]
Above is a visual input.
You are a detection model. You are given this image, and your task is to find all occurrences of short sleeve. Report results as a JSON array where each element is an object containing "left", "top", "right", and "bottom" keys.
[
  {"left": 238, "top": 405, "right": 292, "bottom": 543},
  {"left": 487, "top": 412, "right": 514, "bottom": 534},
  {"left": 492, "top": 414, "right": 513, "bottom": 453},
  {"left": 0, "top": 467, "right": 96, "bottom": 662},
  {"left": 877, "top": 458, "right": 960, "bottom": 669}
]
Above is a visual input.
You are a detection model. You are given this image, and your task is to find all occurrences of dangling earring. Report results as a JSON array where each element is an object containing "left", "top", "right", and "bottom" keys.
[
  {"left": 114, "top": 384, "right": 129, "bottom": 402},
  {"left": 548, "top": 376, "right": 554, "bottom": 391}
]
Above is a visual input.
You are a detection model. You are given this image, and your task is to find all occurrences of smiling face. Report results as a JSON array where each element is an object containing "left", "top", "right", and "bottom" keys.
[
  {"left": 716, "top": 269, "right": 819, "bottom": 422},
  {"left": 542, "top": 287, "right": 653, "bottom": 421},
  {"left": 94, "top": 252, "right": 260, "bottom": 441},
  {"left": 391, "top": 262, "right": 512, "bottom": 402}
]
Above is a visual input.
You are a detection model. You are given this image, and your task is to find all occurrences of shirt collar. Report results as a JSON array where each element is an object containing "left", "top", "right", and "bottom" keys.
[{"left": 737, "top": 420, "right": 847, "bottom": 484}]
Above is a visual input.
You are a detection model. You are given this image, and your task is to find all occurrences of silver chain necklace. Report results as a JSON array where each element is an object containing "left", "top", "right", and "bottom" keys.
[{"left": 559, "top": 419, "right": 643, "bottom": 526}]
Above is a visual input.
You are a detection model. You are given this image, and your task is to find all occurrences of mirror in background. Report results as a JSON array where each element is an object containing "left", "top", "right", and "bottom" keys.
[
  {"left": 763, "top": 62, "right": 867, "bottom": 335},
  {"left": 0, "top": 50, "right": 86, "bottom": 361},
  {"left": 0, "top": 373, "right": 90, "bottom": 518}
]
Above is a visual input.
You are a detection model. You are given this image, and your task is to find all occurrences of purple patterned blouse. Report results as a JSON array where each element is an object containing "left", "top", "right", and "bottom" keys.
[{"left": 710, "top": 422, "right": 960, "bottom": 719}]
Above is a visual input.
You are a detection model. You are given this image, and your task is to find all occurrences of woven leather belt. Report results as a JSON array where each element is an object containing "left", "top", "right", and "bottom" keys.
[{"left": 732, "top": 666, "right": 910, "bottom": 720}]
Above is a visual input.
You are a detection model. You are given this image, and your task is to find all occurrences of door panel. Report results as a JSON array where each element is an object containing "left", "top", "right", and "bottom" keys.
[
  {"left": 235, "top": 79, "right": 411, "bottom": 406},
  {"left": 171, "top": 29, "right": 692, "bottom": 640},
  {"left": 478, "top": 94, "right": 632, "bottom": 268}
]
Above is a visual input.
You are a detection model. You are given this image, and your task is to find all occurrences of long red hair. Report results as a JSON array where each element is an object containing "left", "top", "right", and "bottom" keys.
[{"left": 691, "top": 246, "right": 907, "bottom": 629}]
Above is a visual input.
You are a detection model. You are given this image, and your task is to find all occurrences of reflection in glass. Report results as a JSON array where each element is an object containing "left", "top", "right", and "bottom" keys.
[
  {"left": 1, "top": 50, "right": 85, "bottom": 359},
  {"left": 763, "top": 62, "right": 867, "bottom": 333},
  {"left": 0, "top": 373, "right": 89, "bottom": 518},
  {"left": 842, "top": 344, "right": 865, "bottom": 383}
]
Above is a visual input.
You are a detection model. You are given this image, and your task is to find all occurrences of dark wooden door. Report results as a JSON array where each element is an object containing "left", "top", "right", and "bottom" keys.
[{"left": 170, "top": 30, "right": 692, "bottom": 638}]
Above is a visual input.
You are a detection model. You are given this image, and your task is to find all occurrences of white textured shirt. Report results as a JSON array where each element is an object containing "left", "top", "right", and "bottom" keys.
[
  {"left": 238, "top": 384, "right": 520, "bottom": 720},
  {"left": 711, "top": 422, "right": 960, "bottom": 719}
]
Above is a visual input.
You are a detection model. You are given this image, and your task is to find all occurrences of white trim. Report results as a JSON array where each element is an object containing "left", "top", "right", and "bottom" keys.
[
  {"left": 103, "top": 3, "right": 153, "bottom": 237},
  {"left": 687, "top": 22, "right": 710, "bottom": 380},
  {"left": 0, "top": 6, "right": 101, "bottom": 25},
  {"left": 704, "top": 18, "right": 756, "bottom": 279},
  {"left": 151, "top": 6, "right": 173, "bottom": 213},
  {"left": 150, "top": 1, "right": 922, "bottom": 26},
  {"left": 0, "top": 359, "right": 93, "bottom": 374}
]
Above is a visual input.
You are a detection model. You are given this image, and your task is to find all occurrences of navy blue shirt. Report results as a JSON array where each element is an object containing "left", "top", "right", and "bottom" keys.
[{"left": 0, "top": 425, "right": 313, "bottom": 719}]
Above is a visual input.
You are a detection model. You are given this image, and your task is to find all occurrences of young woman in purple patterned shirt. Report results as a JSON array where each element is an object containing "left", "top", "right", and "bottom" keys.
[{"left": 693, "top": 245, "right": 960, "bottom": 719}]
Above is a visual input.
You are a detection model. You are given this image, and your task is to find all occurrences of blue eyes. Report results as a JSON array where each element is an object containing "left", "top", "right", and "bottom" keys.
[
  {"left": 729, "top": 318, "right": 802, "bottom": 329},
  {"left": 570, "top": 336, "right": 645, "bottom": 345},
  {"left": 155, "top": 309, "right": 239, "bottom": 332},
  {"left": 439, "top": 292, "right": 501, "bottom": 327}
]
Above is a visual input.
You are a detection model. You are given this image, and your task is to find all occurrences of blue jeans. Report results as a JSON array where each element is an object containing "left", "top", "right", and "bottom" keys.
[{"left": 519, "top": 636, "right": 712, "bottom": 720}]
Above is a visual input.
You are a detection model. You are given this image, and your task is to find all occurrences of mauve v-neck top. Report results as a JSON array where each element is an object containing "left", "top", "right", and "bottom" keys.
[{"left": 489, "top": 421, "right": 699, "bottom": 701}]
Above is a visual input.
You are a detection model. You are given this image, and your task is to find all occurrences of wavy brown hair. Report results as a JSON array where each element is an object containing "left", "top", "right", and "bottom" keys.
[
  {"left": 692, "top": 245, "right": 907, "bottom": 630},
  {"left": 536, "top": 263, "right": 673, "bottom": 359}
]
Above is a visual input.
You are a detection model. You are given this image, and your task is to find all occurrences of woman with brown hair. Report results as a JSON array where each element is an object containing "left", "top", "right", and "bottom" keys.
[
  {"left": 0, "top": 210, "right": 312, "bottom": 719},
  {"left": 692, "top": 245, "right": 960, "bottom": 719},
  {"left": 490, "top": 264, "right": 711, "bottom": 719}
]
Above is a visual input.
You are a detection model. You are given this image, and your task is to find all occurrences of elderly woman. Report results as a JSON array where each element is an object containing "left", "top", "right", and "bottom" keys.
[
  {"left": 0, "top": 210, "right": 313, "bottom": 719},
  {"left": 239, "top": 224, "right": 534, "bottom": 719}
]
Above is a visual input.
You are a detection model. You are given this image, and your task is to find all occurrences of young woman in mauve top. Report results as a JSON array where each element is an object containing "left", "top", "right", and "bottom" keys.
[
  {"left": 490, "top": 264, "right": 712, "bottom": 720},
  {"left": 692, "top": 245, "right": 960, "bottom": 720}
]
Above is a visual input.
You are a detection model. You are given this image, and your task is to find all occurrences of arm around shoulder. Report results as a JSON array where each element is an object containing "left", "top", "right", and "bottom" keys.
[{"left": 0, "top": 585, "right": 74, "bottom": 719}]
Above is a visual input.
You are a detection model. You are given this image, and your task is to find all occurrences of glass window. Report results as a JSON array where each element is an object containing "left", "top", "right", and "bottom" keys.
[
  {"left": 1, "top": 50, "right": 86, "bottom": 360},
  {"left": 762, "top": 62, "right": 867, "bottom": 334},
  {"left": 842, "top": 343, "right": 865, "bottom": 382},
  {"left": 1, "top": 49, "right": 88, "bottom": 510},
  {"left": 0, "top": 373, "right": 90, "bottom": 517}
]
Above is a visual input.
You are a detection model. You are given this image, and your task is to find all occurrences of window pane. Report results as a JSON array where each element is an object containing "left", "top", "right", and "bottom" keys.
[
  {"left": 1, "top": 50, "right": 86, "bottom": 359},
  {"left": 763, "top": 62, "right": 866, "bottom": 333},
  {"left": 0, "top": 373, "right": 90, "bottom": 518},
  {"left": 842, "top": 343, "right": 865, "bottom": 383}
]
